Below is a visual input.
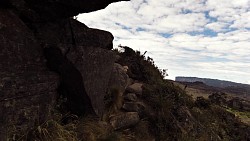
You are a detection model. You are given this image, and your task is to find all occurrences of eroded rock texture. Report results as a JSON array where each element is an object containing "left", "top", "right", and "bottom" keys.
[
  {"left": 108, "top": 63, "right": 129, "bottom": 92},
  {"left": 0, "top": 0, "right": 128, "bottom": 139},
  {"left": 0, "top": 9, "right": 59, "bottom": 139},
  {"left": 35, "top": 19, "right": 115, "bottom": 115}
]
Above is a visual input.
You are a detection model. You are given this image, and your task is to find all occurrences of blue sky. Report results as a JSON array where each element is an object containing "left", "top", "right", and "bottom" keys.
[{"left": 78, "top": 0, "right": 250, "bottom": 84}]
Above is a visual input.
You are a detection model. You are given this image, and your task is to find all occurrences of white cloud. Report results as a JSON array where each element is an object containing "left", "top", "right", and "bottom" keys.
[
  {"left": 152, "top": 13, "right": 208, "bottom": 33},
  {"left": 205, "top": 22, "right": 229, "bottom": 32},
  {"left": 205, "top": 0, "right": 250, "bottom": 31},
  {"left": 230, "top": 11, "right": 250, "bottom": 29},
  {"left": 77, "top": 0, "right": 250, "bottom": 84}
]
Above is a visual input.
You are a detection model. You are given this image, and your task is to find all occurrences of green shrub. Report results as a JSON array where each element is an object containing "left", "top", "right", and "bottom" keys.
[
  {"left": 116, "top": 46, "right": 166, "bottom": 84},
  {"left": 195, "top": 96, "right": 211, "bottom": 109}
]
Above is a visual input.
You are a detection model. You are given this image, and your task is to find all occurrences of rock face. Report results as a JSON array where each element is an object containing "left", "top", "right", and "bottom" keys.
[
  {"left": 0, "top": 9, "right": 59, "bottom": 139},
  {"left": 44, "top": 47, "right": 96, "bottom": 116},
  {"left": 35, "top": 19, "right": 115, "bottom": 115},
  {"left": 4, "top": 0, "right": 129, "bottom": 21},
  {"left": 108, "top": 63, "right": 129, "bottom": 92},
  {"left": 0, "top": 0, "right": 128, "bottom": 139}
]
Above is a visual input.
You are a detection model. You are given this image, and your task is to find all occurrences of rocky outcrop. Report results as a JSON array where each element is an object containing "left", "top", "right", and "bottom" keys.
[
  {"left": 108, "top": 63, "right": 129, "bottom": 92},
  {"left": 0, "top": 9, "right": 59, "bottom": 138},
  {"left": 35, "top": 19, "right": 115, "bottom": 115},
  {"left": 44, "top": 47, "right": 96, "bottom": 116},
  {"left": 0, "top": 0, "right": 128, "bottom": 139},
  {"left": 104, "top": 64, "right": 149, "bottom": 131}
]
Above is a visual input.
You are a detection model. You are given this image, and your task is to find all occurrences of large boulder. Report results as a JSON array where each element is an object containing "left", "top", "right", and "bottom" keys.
[
  {"left": 33, "top": 19, "right": 115, "bottom": 115},
  {"left": 108, "top": 63, "right": 129, "bottom": 92},
  {"left": 126, "top": 83, "right": 143, "bottom": 95},
  {"left": 67, "top": 47, "right": 115, "bottom": 115},
  {"left": 0, "top": 9, "right": 59, "bottom": 139},
  {"left": 44, "top": 47, "right": 96, "bottom": 116},
  {"left": 0, "top": 0, "right": 129, "bottom": 139},
  {"left": 33, "top": 19, "right": 114, "bottom": 50}
]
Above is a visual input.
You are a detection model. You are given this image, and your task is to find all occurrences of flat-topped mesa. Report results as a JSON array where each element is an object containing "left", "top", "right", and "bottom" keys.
[{"left": 3, "top": 0, "right": 130, "bottom": 21}]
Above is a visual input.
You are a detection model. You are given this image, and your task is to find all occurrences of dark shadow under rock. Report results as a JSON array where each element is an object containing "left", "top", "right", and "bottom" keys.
[{"left": 44, "top": 47, "right": 96, "bottom": 116}]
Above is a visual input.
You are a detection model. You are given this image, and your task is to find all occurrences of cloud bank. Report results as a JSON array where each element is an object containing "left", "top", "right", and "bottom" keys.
[{"left": 78, "top": 0, "right": 250, "bottom": 84}]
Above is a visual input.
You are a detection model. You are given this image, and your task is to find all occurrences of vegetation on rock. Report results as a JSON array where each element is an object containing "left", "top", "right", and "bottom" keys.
[{"left": 8, "top": 46, "right": 250, "bottom": 141}]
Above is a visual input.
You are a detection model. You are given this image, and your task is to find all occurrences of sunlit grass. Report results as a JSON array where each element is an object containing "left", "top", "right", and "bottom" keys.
[{"left": 226, "top": 107, "right": 250, "bottom": 125}]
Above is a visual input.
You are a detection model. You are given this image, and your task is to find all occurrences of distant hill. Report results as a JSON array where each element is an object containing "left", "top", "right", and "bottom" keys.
[
  {"left": 175, "top": 76, "right": 249, "bottom": 88},
  {"left": 176, "top": 76, "right": 250, "bottom": 99}
]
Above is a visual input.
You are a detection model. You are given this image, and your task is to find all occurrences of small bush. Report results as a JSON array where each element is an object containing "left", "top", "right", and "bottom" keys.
[
  {"left": 195, "top": 96, "right": 211, "bottom": 109},
  {"left": 116, "top": 46, "right": 167, "bottom": 84}
]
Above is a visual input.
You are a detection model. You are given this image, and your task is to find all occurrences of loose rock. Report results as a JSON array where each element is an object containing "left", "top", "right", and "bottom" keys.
[
  {"left": 124, "top": 93, "right": 137, "bottom": 102},
  {"left": 109, "top": 112, "right": 140, "bottom": 130},
  {"left": 126, "top": 83, "right": 143, "bottom": 95}
]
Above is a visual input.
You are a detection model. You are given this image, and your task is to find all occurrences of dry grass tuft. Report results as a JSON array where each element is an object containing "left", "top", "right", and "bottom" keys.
[
  {"left": 76, "top": 117, "right": 130, "bottom": 141},
  {"left": 77, "top": 117, "right": 111, "bottom": 141},
  {"left": 23, "top": 120, "right": 78, "bottom": 141}
]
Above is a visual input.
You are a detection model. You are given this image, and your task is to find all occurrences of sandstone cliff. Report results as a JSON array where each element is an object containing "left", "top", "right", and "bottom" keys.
[{"left": 0, "top": 0, "right": 128, "bottom": 139}]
